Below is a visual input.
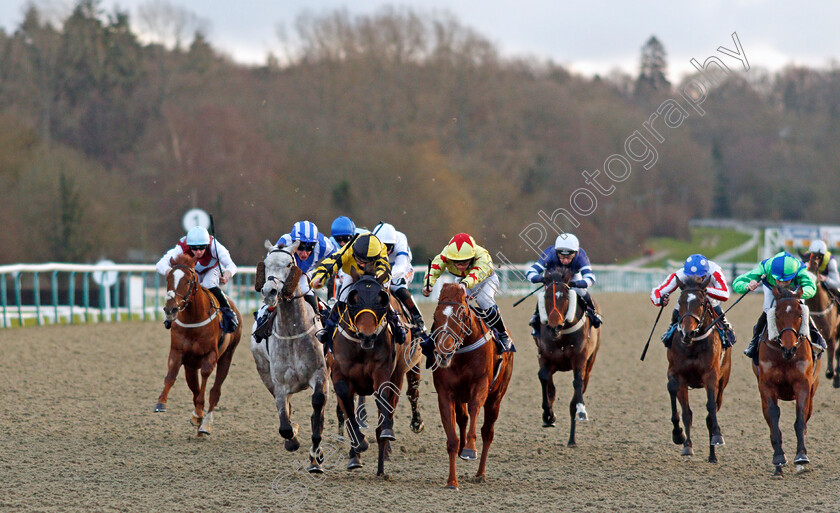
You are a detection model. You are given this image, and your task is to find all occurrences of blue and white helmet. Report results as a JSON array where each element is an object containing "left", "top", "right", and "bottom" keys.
[
  {"left": 683, "top": 254, "right": 710, "bottom": 277},
  {"left": 289, "top": 221, "right": 319, "bottom": 243},
  {"left": 186, "top": 226, "right": 211, "bottom": 246},
  {"left": 330, "top": 216, "right": 356, "bottom": 237}
]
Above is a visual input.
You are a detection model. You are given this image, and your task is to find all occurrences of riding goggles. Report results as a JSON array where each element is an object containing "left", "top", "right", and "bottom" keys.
[
  {"left": 298, "top": 242, "right": 316, "bottom": 251},
  {"left": 189, "top": 245, "right": 208, "bottom": 251},
  {"left": 556, "top": 249, "right": 576, "bottom": 256},
  {"left": 334, "top": 235, "right": 353, "bottom": 245}
]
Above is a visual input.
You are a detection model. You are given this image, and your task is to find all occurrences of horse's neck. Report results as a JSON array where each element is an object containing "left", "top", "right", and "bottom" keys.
[
  {"left": 807, "top": 283, "right": 830, "bottom": 309},
  {"left": 184, "top": 286, "right": 213, "bottom": 317},
  {"left": 277, "top": 289, "right": 311, "bottom": 328}
]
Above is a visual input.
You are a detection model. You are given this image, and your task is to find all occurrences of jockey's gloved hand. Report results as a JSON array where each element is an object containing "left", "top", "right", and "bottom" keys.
[
  {"left": 570, "top": 280, "right": 587, "bottom": 289},
  {"left": 529, "top": 274, "right": 543, "bottom": 284}
]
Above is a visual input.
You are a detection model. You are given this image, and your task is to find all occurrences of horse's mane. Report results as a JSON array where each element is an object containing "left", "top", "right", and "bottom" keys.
[
  {"left": 681, "top": 275, "right": 708, "bottom": 290},
  {"left": 172, "top": 252, "right": 197, "bottom": 268},
  {"left": 439, "top": 283, "right": 467, "bottom": 303},
  {"left": 545, "top": 267, "right": 572, "bottom": 284},
  {"left": 774, "top": 285, "right": 799, "bottom": 299}
]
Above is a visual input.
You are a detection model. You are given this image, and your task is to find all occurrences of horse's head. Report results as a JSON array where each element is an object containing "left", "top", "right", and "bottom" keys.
[
  {"left": 346, "top": 275, "right": 389, "bottom": 350},
  {"left": 430, "top": 283, "right": 474, "bottom": 368},
  {"left": 772, "top": 285, "right": 805, "bottom": 360},
  {"left": 543, "top": 267, "right": 573, "bottom": 334},
  {"left": 163, "top": 253, "right": 198, "bottom": 321},
  {"left": 261, "top": 240, "right": 302, "bottom": 308},
  {"left": 807, "top": 252, "right": 822, "bottom": 274},
  {"left": 676, "top": 275, "right": 712, "bottom": 343}
]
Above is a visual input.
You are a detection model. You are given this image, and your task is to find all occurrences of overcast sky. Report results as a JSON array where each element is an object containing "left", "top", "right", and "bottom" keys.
[{"left": 1, "top": 1, "right": 836, "bottom": 81}]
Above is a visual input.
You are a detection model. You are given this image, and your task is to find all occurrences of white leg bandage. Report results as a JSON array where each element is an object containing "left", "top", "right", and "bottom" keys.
[
  {"left": 767, "top": 306, "right": 779, "bottom": 340},
  {"left": 566, "top": 290, "right": 578, "bottom": 324},
  {"left": 799, "top": 303, "right": 810, "bottom": 338}
]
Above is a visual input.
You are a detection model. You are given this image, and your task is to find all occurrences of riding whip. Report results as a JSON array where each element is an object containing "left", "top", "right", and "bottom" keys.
[
  {"left": 513, "top": 283, "right": 546, "bottom": 308},
  {"left": 209, "top": 214, "right": 224, "bottom": 275},
  {"left": 706, "top": 274, "right": 766, "bottom": 330},
  {"left": 640, "top": 304, "right": 665, "bottom": 361}
]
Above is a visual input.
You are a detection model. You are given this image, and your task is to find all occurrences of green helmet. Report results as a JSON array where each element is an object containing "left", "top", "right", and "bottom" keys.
[{"left": 769, "top": 252, "right": 802, "bottom": 281}]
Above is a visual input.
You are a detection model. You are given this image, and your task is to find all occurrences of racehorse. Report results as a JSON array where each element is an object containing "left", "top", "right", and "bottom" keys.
[
  {"left": 666, "top": 275, "right": 731, "bottom": 463},
  {"left": 805, "top": 253, "right": 840, "bottom": 387},
  {"left": 753, "top": 285, "right": 820, "bottom": 477},
  {"left": 430, "top": 283, "right": 514, "bottom": 490},
  {"left": 154, "top": 252, "right": 242, "bottom": 436},
  {"left": 250, "top": 241, "right": 330, "bottom": 473},
  {"left": 533, "top": 268, "right": 600, "bottom": 447},
  {"left": 329, "top": 272, "right": 410, "bottom": 476}
]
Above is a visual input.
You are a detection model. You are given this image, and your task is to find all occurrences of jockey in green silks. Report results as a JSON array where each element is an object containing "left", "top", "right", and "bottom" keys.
[{"left": 733, "top": 251, "right": 825, "bottom": 359}]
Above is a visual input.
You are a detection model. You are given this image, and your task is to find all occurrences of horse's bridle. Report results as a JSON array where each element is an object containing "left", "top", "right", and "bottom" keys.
[
  {"left": 264, "top": 247, "right": 308, "bottom": 302},
  {"left": 767, "top": 296, "right": 807, "bottom": 349},
  {"left": 677, "top": 288, "right": 713, "bottom": 342},
  {"left": 168, "top": 264, "right": 198, "bottom": 312}
]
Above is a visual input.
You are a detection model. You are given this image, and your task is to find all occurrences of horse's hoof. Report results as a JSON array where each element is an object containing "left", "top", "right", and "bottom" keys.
[
  {"left": 410, "top": 418, "right": 425, "bottom": 434},
  {"left": 710, "top": 435, "right": 725, "bottom": 446},
  {"left": 347, "top": 456, "right": 363, "bottom": 470},
  {"left": 673, "top": 430, "right": 686, "bottom": 445},
  {"left": 567, "top": 440, "right": 577, "bottom": 448},
  {"left": 773, "top": 454, "right": 787, "bottom": 466},
  {"left": 284, "top": 437, "right": 301, "bottom": 452},
  {"left": 197, "top": 428, "right": 210, "bottom": 436},
  {"left": 154, "top": 403, "right": 166, "bottom": 413},
  {"left": 379, "top": 429, "right": 396, "bottom": 441},
  {"left": 190, "top": 413, "right": 202, "bottom": 427},
  {"left": 708, "top": 456, "right": 718, "bottom": 464},
  {"left": 773, "top": 465, "right": 784, "bottom": 478},
  {"left": 355, "top": 435, "right": 369, "bottom": 453},
  {"left": 576, "top": 404, "right": 589, "bottom": 421},
  {"left": 307, "top": 463, "right": 323, "bottom": 474},
  {"left": 542, "top": 420, "right": 556, "bottom": 428},
  {"left": 826, "top": 369, "right": 834, "bottom": 379},
  {"left": 795, "top": 464, "right": 809, "bottom": 474},
  {"left": 459, "top": 448, "right": 477, "bottom": 461},
  {"left": 444, "top": 485, "right": 459, "bottom": 491},
  {"left": 358, "top": 418, "right": 368, "bottom": 429},
  {"left": 794, "top": 453, "right": 810, "bottom": 465},
  {"left": 833, "top": 375, "right": 840, "bottom": 389},
  {"left": 681, "top": 446, "right": 694, "bottom": 457}
]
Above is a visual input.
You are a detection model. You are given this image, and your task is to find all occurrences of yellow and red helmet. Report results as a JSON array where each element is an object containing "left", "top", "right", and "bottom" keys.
[{"left": 443, "top": 233, "right": 477, "bottom": 261}]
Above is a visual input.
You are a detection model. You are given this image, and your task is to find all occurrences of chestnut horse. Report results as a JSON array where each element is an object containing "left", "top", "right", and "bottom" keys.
[
  {"left": 430, "top": 283, "right": 514, "bottom": 490},
  {"left": 533, "top": 268, "right": 600, "bottom": 447},
  {"left": 330, "top": 273, "right": 414, "bottom": 476},
  {"left": 154, "top": 253, "right": 242, "bottom": 436},
  {"left": 666, "top": 275, "right": 731, "bottom": 463},
  {"left": 805, "top": 253, "right": 840, "bottom": 387},
  {"left": 753, "top": 286, "right": 820, "bottom": 477}
]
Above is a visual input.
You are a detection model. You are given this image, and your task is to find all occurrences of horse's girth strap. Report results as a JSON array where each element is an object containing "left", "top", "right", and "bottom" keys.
[{"left": 175, "top": 309, "right": 218, "bottom": 328}]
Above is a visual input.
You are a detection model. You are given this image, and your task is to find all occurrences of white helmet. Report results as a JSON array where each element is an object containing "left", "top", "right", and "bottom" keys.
[
  {"left": 554, "top": 233, "right": 579, "bottom": 254},
  {"left": 373, "top": 223, "right": 397, "bottom": 245},
  {"left": 809, "top": 239, "right": 828, "bottom": 254},
  {"left": 186, "top": 226, "right": 211, "bottom": 246}
]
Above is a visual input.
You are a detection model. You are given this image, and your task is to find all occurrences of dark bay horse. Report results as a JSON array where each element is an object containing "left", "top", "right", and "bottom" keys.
[
  {"left": 329, "top": 274, "right": 405, "bottom": 476},
  {"left": 251, "top": 241, "right": 329, "bottom": 473},
  {"left": 533, "top": 268, "right": 600, "bottom": 447},
  {"left": 753, "top": 286, "right": 820, "bottom": 477},
  {"left": 666, "top": 275, "right": 731, "bottom": 463},
  {"left": 805, "top": 253, "right": 840, "bottom": 387},
  {"left": 154, "top": 253, "right": 242, "bottom": 436},
  {"left": 430, "top": 283, "right": 514, "bottom": 490}
]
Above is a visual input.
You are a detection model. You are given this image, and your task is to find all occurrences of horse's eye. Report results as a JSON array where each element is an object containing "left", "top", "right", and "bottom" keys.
[{"left": 287, "top": 263, "right": 292, "bottom": 267}]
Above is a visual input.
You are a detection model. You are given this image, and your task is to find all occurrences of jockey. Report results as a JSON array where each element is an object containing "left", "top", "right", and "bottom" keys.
[
  {"left": 650, "top": 254, "right": 735, "bottom": 348},
  {"left": 734, "top": 251, "right": 825, "bottom": 359},
  {"left": 526, "top": 233, "right": 602, "bottom": 336},
  {"left": 310, "top": 233, "right": 398, "bottom": 349},
  {"left": 422, "top": 233, "right": 514, "bottom": 353},
  {"left": 805, "top": 239, "right": 840, "bottom": 293},
  {"left": 329, "top": 216, "right": 356, "bottom": 250},
  {"left": 254, "top": 221, "right": 335, "bottom": 333},
  {"left": 156, "top": 225, "right": 239, "bottom": 333},
  {"left": 373, "top": 222, "right": 426, "bottom": 335}
]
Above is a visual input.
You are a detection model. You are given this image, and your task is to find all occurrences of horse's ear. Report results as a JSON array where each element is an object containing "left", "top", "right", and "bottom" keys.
[
  {"left": 795, "top": 287, "right": 804, "bottom": 300},
  {"left": 264, "top": 240, "right": 274, "bottom": 252},
  {"left": 255, "top": 261, "right": 266, "bottom": 292},
  {"left": 562, "top": 269, "right": 572, "bottom": 283},
  {"left": 349, "top": 266, "right": 360, "bottom": 282},
  {"left": 379, "top": 290, "right": 389, "bottom": 307},
  {"left": 348, "top": 290, "right": 359, "bottom": 305},
  {"left": 289, "top": 240, "right": 301, "bottom": 253},
  {"left": 772, "top": 285, "right": 782, "bottom": 300}
]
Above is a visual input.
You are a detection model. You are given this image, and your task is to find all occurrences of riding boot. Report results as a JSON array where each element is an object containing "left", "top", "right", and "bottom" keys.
[
  {"left": 484, "top": 305, "right": 514, "bottom": 353},
  {"left": 713, "top": 304, "right": 737, "bottom": 348},
  {"left": 319, "top": 301, "right": 343, "bottom": 353},
  {"left": 394, "top": 287, "right": 426, "bottom": 334},
  {"left": 387, "top": 307, "right": 406, "bottom": 345},
  {"left": 661, "top": 308, "right": 679, "bottom": 348},
  {"left": 529, "top": 304, "right": 541, "bottom": 337},
  {"left": 744, "top": 312, "right": 767, "bottom": 359},
  {"left": 809, "top": 317, "right": 827, "bottom": 357},
  {"left": 579, "top": 291, "right": 603, "bottom": 328},
  {"left": 253, "top": 305, "right": 276, "bottom": 343},
  {"left": 209, "top": 286, "right": 238, "bottom": 334}
]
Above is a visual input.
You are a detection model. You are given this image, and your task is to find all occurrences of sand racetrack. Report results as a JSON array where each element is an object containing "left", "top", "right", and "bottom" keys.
[{"left": 2, "top": 293, "right": 840, "bottom": 512}]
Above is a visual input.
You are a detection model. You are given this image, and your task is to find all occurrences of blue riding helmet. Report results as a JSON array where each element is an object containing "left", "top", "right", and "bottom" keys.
[
  {"left": 770, "top": 252, "right": 802, "bottom": 281},
  {"left": 683, "top": 254, "right": 710, "bottom": 277},
  {"left": 290, "top": 221, "right": 319, "bottom": 243},
  {"left": 330, "top": 216, "right": 356, "bottom": 237}
]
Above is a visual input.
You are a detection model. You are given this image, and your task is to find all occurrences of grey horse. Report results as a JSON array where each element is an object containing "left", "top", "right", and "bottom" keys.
[{"left": 250, "top": 240, "right": 329, "bottom": 473}]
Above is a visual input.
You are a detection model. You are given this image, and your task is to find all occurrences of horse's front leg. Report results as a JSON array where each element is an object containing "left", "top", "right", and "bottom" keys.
[
  {"left": 374, "top": 380, "right": 399, "bottom": 476},
  {"left": 333, "top": 379, "right": 366, "bottom": 470},
  {"left": 567, "top": 368, "right": 585, "bottom": 447},
  {"left": 455, "top": 402, "right": 468, "bottom": 455},
  {"left": 193, "top": 356, "right": 216, "bottom": 436},
  {"left": 538, "top": 364, "right": 556, "bottom": 428},
  {"left": 461, "top": 391, "right": 483, "bottom": 461},
  {"left": 275, "top": 387, "right": 299, "bottom": 451},
  {"left": 667, "top": 374, "right": 686, "bottom": 446},
  {"left": 703, "top": 372, "right": 724, "bottom": 463},
  {"left": 760, "top": 386, "right": 786, "bottom": 473},
  {"left": 437, "top": 393, "right": 460, "bottom": 490},
  {"left": 407, "top": 364, "right": 425, "bottom": 433},
  {"left": 154, "top": 349, "right": 182, "bottom": 412},
  {"left": 307, "top": 378, "right": 328, "bottom": 473},
  {"left": 792, "top": 380, "right": 811, "bottom": 467},
  {"left": 677, "top": 385, "right": 693, "bottom": 456}
]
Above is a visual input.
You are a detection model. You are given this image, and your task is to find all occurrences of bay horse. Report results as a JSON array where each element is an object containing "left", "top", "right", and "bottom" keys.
[
  {"left": 430, "top": 283, "right": 514, "bottom": 490},
  {"left": 805, "top": 253, "right": 840, "bottom": 387},
  {"left": 753, "top": 285, "right": 820, "bottom": 477},
  {"left": 666, "top": 275, "right": 731, "bottom": 463},
  {"left": 250, "top": 241, "right": 329, "bottom": 473},
  {"left": 329, "top": 272, "right": 412, "bottom": 476},
  {"left": 533, "top": 268, "right": 600, "bottom": 447},
  {"left": 154, "top": 252, "right": 242, "bottom": 436}
]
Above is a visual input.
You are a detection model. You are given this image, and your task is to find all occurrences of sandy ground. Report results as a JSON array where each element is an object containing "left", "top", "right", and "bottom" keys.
[{"left": 2, "top": 294, "right": 840, "bottom": 513}]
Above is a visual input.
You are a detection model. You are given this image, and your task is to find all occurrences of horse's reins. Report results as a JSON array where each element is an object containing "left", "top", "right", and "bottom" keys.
[
  {"left": 265, "top": 247, "right": 310, "bottom": 302},
  {"left": 434, "top": 300, "right": 493, "bottom": 355},
  {"left": 542, "top": 281, "right": 586, "bottom": 339},
  {"left": 676, "top": 288, "right": 715, "bottom": 343},
  {"left": 168, "top": 264, "right": 220, "bottom": 328}
]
